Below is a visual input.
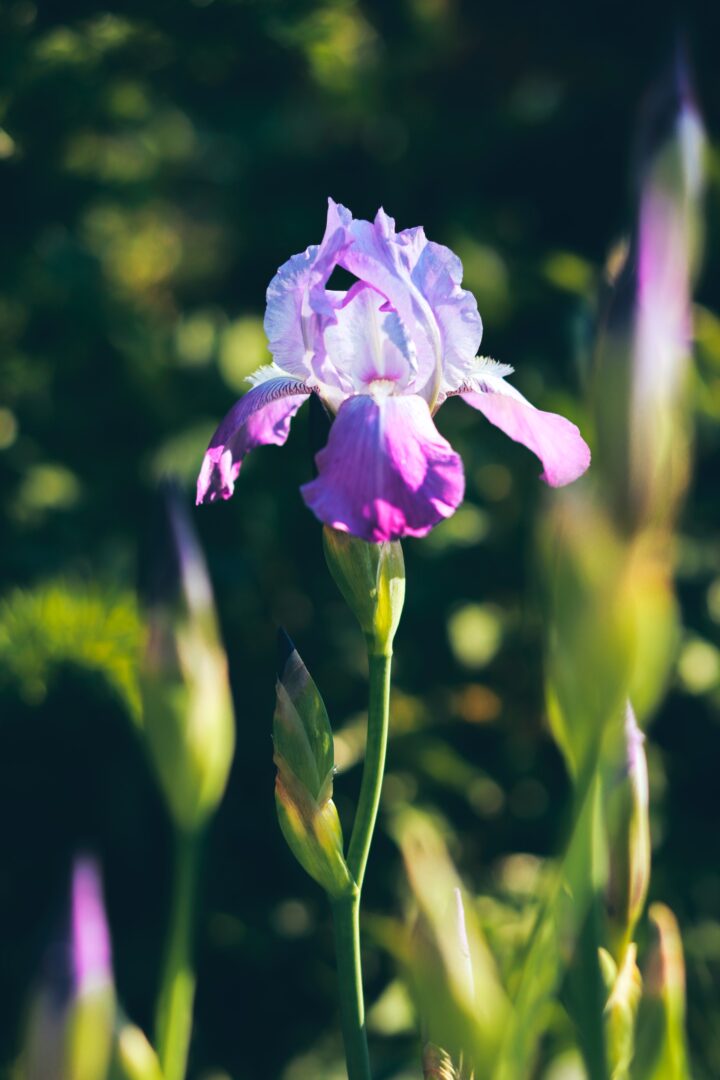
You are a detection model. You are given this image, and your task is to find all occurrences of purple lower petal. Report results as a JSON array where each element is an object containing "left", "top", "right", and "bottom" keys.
[
  {"left": 461, "top": 388, "right": 591, "bottom": 487},
  {"left": 301, "top": 393, "right": 464, "bottom": 542},
  {"left": 197, "top": 377, "right": 310, "bottom": 504}
]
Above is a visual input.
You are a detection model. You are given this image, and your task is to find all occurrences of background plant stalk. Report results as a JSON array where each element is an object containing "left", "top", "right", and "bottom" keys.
[{"left": 155, "top": 828, "right": 201, "bottom": 1080}]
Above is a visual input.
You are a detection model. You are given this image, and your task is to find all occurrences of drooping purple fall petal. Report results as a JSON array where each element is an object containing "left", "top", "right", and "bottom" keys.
[
  {"left": 301, "top": 393, "right": 465, "bottom": 542},
  {"left": 461, "top": 383, "right": 591, "bottom": 488},
  {"left": 197, "top": 377, "right": 310, "bottom": 504}
]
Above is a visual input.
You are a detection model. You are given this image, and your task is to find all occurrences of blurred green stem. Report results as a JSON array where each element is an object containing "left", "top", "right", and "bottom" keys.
[
  {"left": 570, "top": 771, "right": 610, "bottom": 1080},
  {"left": 493, "top": 745, "right": 606, "bottom": 1080},
  {"left": 155, "top": 828, "right": 200, "bottom": 1080},
  {"left": 332, "top": 649, "right": 392, "bottom": 1080}
]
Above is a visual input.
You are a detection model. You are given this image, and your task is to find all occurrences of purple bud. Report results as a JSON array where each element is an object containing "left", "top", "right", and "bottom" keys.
[
  {"left": 71, "top": 857, "right": 112, "bottom": 995},
  {"left": 140, "top": 479, "right": 214, "bottom": 620},
  {"left": 596, "top": 48, "right": 705, "bottom": 532},
  {"left": 22, "top": 858, "right": 114, "bottom": 1080}
]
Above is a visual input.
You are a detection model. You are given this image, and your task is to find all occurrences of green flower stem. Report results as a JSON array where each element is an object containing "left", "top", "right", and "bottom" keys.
[
  {"left": 155, "top": 828, "right": 201, "bottom": 1080},
  {"left": 332, "top": 649, "right": 392, "bottom": 1080},
  {"left": 348, "top": 650, "right": 392, "bottom": 889},
  {"left": 331, "top": 892, "right": 371, "bottom": 1080}
]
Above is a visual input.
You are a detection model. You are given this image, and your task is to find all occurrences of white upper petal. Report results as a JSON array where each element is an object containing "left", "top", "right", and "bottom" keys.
[{"left": 323, "top": 284, "right": 416, "bottom": 393}]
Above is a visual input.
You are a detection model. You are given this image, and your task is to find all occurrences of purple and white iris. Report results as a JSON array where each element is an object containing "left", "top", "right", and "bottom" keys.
[{"left": 197, "top": 201, "right": 590, "bottom": 542}]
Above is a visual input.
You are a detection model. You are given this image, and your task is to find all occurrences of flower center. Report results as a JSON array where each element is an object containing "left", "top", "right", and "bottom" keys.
[{"left": 367, "top": 378, "right": 397, "bottom": 400}]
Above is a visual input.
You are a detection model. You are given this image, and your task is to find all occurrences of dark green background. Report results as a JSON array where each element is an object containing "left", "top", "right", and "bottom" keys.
[{"left": 1, "top": 2, "right": 720, "bottom": 1077}]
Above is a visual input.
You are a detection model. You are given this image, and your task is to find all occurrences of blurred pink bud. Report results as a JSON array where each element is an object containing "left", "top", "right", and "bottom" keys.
[
  {"left": 629, "top": 49, "right": 705, "bottom": 524},
  {"left": 596, "top": 49, "right": 705, "bottom": 532},
  {"left": 71, "top": 857, "right": 113, "bottom": 995}
]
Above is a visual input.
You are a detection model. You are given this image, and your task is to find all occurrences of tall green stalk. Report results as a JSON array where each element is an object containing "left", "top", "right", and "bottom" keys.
[
  {"left": 348, "top": 652, "right": 392, "bottom": 889},
  {"left": 331, "top": 892, "right": 371, "bottom": 1080},
  {"left": 332, "top": 649, "right": 393, "bottom": 1080},
  {"left": 155, "top": 829, "right": 201, "bottom": 1080},
  {"left": 320, "top": 529, "right": 404, "bottom": 1080}
]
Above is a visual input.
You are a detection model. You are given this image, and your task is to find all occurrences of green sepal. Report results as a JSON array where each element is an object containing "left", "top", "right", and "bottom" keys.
[{"left": 323, "top": 526, "right": 405, "bottom": 655}]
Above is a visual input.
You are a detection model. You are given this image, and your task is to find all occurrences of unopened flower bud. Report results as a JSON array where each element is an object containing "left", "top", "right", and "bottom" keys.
[
  {"left": 394, "top": 808, "right": 507, "bottom": 1072},
  {"left": 23, "top": 858, "right": 115, "bottom": 1080},
  {"left": 139, "top": 482, "right": 235, "bottom": 833},
  {"left": 274, "top": 630, "right": 353, "bottom": 898},
  {"left": 595, "top": 49, "right": 705, "bottom": 533},
  {"left": 634, "top": 903, "right": 691, "bottom": 1080},
  {"left": 323, "top": 526, "right": 405, "bottom": 655},
  {"left": 605, "top": 702, "right": 651, "bottom": 960},
  {"left": 541, "top": 491, "right": 633, "bottom": 776}
]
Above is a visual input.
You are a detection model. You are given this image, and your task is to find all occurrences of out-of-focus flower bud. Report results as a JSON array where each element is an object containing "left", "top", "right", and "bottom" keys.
[
  {"left": 605, "top": 703, "right": 651, "bottom": 962},
  {"left": 600, "top": 942, "right": 643, "bottom": 1080},
  {"left": 139, "top": 482, "right": 235, "bottom": 833},
  {"left": 273, "top": 630, "right": 354, "bottom": 899},
  {"left": 634, "top": 904, "right": 691, "bottom": 1080},
  {"left": 114, "top": 1020, "right": 164, "bottom": 1080},
  {"left": 23, "top": 858, "right": 115, "bottom": 1080},
  {"left": 393, "top": 809, "right": 507, "bottom": 1075},
  {"left": 323, "top": 526, "right": 405, "bottom": 656},
  {"left": 595, "top": 49, "right": 705, "bottom": 534},
  {"left": 540, "top": 490, "right": 634, "bottom": 776},
  {"left": 542, "top": 488, "right": 679, "bottom": 772}
]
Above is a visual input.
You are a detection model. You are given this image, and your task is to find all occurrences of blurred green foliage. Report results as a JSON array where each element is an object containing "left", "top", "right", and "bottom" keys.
[{"left": 1, "top": 1, "right": 720, "bottom": 1077}]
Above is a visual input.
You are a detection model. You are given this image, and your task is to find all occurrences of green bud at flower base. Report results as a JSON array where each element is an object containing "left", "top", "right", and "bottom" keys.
[
  {"left": 139, "top": 483, "right": 235, "bottom": 834},
  {"left": 274, "top": 630, "right": 354, "bottom": 899},
  {"left": 605, "top": 702, "right": 651, "bottom": 962},
  {"left": 322, "top": 526, "right": 405, "bottom": 655}
]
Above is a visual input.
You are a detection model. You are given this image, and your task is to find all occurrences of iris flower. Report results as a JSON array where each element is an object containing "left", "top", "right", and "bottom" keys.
[{"left": 197, "top": 201, "right": 590, "bottom": 541}]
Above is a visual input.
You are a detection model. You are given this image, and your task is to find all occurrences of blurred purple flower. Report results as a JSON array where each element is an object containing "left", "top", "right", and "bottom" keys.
[
  {"left": 197, "top": 201, "right": 590, "bottom": 542},
  {"left": 630, "top": 54, "right": 704, "bottom": 513},
  {"left": 71, "top": 856, "right": 112, "bottom": 994}
]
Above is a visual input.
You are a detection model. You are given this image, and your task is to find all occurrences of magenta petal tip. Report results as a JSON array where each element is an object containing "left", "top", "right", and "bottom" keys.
[
  {"left": 196, "top": 379, "right": 310, "bottom": 507},
  {"left": 462, "top": 389, "right": 591, "bottom": 488}
]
